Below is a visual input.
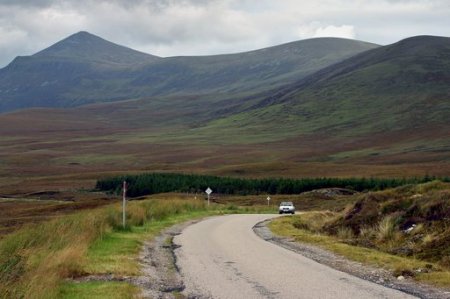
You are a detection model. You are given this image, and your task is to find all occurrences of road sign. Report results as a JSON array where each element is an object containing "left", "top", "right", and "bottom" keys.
[
  {"left": 267, "top": 196, "right": 271, "bottom": 206},
  {"left": 205, "top": 187, "right": 212, "bottom": 206}
]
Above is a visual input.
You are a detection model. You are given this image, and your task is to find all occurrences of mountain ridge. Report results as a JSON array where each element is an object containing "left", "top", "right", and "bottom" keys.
[{"left": 0, "top": 32, "right": 379, "bottom": 113}]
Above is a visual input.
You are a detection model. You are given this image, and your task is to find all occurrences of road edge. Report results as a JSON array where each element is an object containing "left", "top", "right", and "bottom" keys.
[{"left": 253, "top": 218, "right": 450, "bottom": 299}]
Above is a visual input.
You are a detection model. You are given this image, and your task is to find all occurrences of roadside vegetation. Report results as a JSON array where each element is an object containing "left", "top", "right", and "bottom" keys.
[
  {"left": 96, "top": 172, "right": 449, "bottom": 197},
  {"left": 270, "top": 181, "right": 450, "bottom": 288},
  {"left": 0, "top": 196, "right": 269, "bottom": 299}
]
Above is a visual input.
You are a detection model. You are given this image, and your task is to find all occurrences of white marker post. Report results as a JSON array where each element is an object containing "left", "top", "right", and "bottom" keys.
[
  {"left": 122, "top": 181, "right": 127, "bottom": 228},
  {"left": 267, "top": 196, "right": 271, "bottom": 206},
  {"left": 205, "top": 187, "right": 212, "bottom": 206}
]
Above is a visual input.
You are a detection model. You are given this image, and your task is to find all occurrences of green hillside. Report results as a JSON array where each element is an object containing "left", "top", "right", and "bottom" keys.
[{"left": 197, "top": 36, "right": 450, "bottom": 142}]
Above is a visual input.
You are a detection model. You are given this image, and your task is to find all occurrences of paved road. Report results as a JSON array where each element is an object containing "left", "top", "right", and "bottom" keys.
[{"left": 174, "top": 214, "right": 416, "bottom": 299}]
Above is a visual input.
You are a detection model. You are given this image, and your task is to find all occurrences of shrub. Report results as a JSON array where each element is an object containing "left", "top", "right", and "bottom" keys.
[
  {"left": 377, "top": 215, "right": 397, "bottom": 242},
  {"left": 292, "top": 218, "right": 310, "bottom": 230},
  {"left": 337, "top": 227, "right": 354, "bottom": 240},
  {"left": 359, "top": 226, "right": 375, "bottom": 239}
]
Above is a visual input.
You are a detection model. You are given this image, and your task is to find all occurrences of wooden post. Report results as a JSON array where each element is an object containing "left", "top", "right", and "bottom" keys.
[{"left": 122, "top": 181, "right": 127, "bottom": 228}]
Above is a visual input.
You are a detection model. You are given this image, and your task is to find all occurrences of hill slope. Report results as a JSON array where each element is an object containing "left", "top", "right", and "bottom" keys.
[
  {"left": 200, "top": 36, "right": 450, "bottom": 140},
  {"left": 0, "top": 33, "right": 378, "bottom": 112}
]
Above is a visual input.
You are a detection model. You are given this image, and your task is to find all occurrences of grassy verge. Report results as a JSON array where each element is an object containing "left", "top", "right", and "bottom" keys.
[
  {"left": 59, "top": 281, "right": 140, "bottom": 299},
  {"left": 0, "top": 197, "right": 269, "bottom": 298},
  {"left": 269, "top": 212, "right": 450, "bottom": 287}
]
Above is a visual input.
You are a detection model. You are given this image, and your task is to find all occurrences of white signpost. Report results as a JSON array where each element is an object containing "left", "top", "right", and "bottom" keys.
[
  {"left": 205, "top": 187, "right": 212, "bottom": 206},
  {"left": 267, "top": 196, "right": 271, "bottom": 206},
  {"left": 122, "top": 181, "right": 127, "bottom": 228}
]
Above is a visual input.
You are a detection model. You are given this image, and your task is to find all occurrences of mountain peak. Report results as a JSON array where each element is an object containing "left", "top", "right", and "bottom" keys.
[
  {"left": 64, "top": 31, "right": 102, "bottom": 42},
  {"left": 33, "top": 31, "right": 159, "bottom": 66},
  {"left": 71, "top": 30, "right": 94, "bottom": 37}
]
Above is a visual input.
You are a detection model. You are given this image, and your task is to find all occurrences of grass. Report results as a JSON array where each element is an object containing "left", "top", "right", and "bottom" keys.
[
  {"left": 0, "top": 195, "right": 113, "bottom": 239},
  {"left": 59, "top": 281, "right": 140, "bottom": 299},
  {"left": 0, "top": 201, "right": 204, "bottom": 298},
  {"left": 270, "top": 215, "right": 450, "bottom": 287},
  {"left": 1, "top": 182, "right": 449, "bottom": 296},
  {"left": 269, "top": 181, "right": 450, "bottom": 288},
  {"left": 0, "top": 196, "right": 266, "bottom": 299},
  {"left": 376, "top": 215, "right": 396, "bottom": 242},
  {"left": 84, "top": 208, "right": 217, "bottom": 276}
]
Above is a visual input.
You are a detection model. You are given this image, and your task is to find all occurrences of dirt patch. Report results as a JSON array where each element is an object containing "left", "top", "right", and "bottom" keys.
[
  {"left": 254, "top": 219, "right": 450, "bottom": 299},
  {"left": 136, "top": 222, "right": 191, "bottom": 298}
]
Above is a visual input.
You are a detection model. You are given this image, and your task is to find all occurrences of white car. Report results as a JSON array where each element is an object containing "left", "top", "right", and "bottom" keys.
[{"left": 279, "top": 202, "right": 295, "bottom": 214}]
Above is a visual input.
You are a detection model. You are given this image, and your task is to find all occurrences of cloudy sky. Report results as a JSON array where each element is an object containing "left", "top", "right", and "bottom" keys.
[{"left": 0, "top": 0, "right": 449, "bottom": 67}]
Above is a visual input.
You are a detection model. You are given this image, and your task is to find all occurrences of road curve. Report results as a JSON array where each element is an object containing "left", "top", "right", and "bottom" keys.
[{"left": 174, "top": 214, "right": 416, "bottom": 299}]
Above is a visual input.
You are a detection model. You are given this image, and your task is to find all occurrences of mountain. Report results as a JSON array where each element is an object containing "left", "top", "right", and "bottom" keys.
[
  {"left": 0, "top": 32, "right": 378, "bottom": 112},
  {"left": 0, "top": 35, "right": 448, "bottom": 181},
  {"left": 0, "top": 32, "right": 160, "bottom": 111},
  {"left": 199, "top": 35, "right": 450, "bottom": 140}
]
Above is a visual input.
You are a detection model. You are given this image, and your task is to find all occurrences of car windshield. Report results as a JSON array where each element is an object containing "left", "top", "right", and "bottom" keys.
[{"left": 280, "top": 202, "right": 293, "bottom": 206}]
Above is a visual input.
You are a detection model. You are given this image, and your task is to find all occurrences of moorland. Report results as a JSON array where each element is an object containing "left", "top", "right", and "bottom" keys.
[{"left": 0, "top": 32, "right": 448, "bottom": 198}]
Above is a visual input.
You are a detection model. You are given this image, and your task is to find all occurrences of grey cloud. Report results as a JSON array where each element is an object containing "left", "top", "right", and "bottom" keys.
[
  {"left": 0, "top": 0, "right": 55, "bottom": 7},
  {"left": 0, "top": 0, "right": 449, "bottom": 67}
]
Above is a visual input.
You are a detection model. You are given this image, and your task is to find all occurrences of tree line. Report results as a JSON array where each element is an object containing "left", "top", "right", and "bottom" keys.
[{"left": 95, "top": 173, "right": 449, "bottom": 197}]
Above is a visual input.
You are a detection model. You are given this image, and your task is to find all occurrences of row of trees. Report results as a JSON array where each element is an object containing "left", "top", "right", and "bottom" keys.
[{"left": 95, "top": 173, "right": 448, "bottom": 197}]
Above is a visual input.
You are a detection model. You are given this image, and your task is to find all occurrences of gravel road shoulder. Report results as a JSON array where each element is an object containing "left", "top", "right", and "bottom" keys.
[
  {"left": 75, "top": 219, "right": 202, "bottom": 299},
  {"left": 254, "top": 218, "right": 450, "bottom": 299},
  {"left": 137, "top": 219, "right": 203, "bottom": 298}
]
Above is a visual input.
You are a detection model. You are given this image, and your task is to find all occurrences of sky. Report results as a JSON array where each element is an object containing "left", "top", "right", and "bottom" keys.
[{"left": 0, "top": 0, "right": 449, "bottom": 67}]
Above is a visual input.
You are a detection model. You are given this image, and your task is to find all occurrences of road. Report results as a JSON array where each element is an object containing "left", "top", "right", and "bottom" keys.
[{"left": 174, "top": 214, "right": 416, "bottom": 299}]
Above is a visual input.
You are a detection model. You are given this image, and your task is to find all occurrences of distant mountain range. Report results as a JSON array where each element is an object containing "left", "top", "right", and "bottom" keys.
[
  {"left": 0, "top": 31, "right": 378, "bottom": 112},
  {"left": 0, "top": 32, "right": 448, "bottom": 180}
]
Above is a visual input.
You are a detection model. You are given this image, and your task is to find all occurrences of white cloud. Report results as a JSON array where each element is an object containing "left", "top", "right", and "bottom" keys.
[
  {"left": 297, "top": 23, "right": 355, "bottom": 40},
  {"left": 313, "top": 25, "right": 355, "bottom": 39},
  {"left": 0, "top": 0, "right": 449, "bottom": 66}
]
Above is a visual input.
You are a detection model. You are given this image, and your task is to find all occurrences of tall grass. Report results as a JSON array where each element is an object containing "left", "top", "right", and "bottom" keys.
[
  {"left": 376, "top": 215, "right": 396, "bottom": 242},
  {"left": 0, "top": 198, "right": 209, "bottom": 299},
  {"left": 0, "top": 210, "right": 106, "bottom": 298}
]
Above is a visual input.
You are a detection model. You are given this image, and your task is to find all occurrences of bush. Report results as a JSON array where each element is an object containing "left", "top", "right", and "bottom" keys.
[
  {"left": 337, "top": 227, "right": 354, "bottom": 240},
  {"left": 292, "top": 218, "right": 310, "bottom": 230},
  {"left": 377, "top": 215, "right": 397, "bottom": 242}
]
